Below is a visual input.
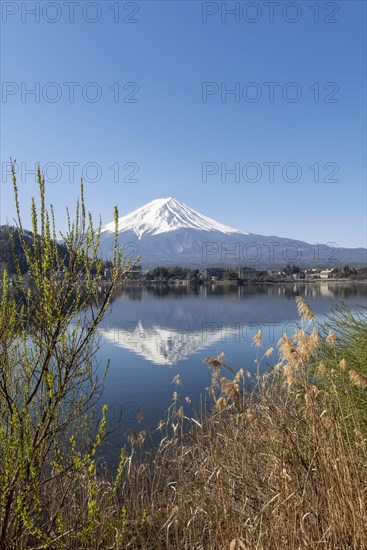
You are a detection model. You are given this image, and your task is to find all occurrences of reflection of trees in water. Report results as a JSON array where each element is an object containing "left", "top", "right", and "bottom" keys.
[
  {"left": 283, "top": 283, "right": 367, "bottom": 301},
  {"left": 110, "top": 285, "right": 143, "bottom": 303},
  {"left": 144, "top": 285, "right": 202, "bottom": 299},
  {"left": 206, "top": 283, "right": 366, "bottom": 301},
  {"left": 125, "top": 287, "right": 143, "bottom": 301},
  {"left": 112, "top": 284, "right": 203, "bottom": 301},
  {"left": 205, "top": 285, "right": 230, "bottom": 296},
  {"left": 110, "top": 282, "right": 366, "bottom": 304},
  {"left": 239, "top": 283, "right": 367, "bottom": 301}
]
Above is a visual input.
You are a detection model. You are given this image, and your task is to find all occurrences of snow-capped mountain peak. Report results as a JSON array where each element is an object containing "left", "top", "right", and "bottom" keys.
[{"left": 101, "top": 197, "right": 248, "bottom": 239}]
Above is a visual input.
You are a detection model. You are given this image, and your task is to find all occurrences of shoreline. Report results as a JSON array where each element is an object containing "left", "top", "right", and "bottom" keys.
[{"left": 123, "top": 278, "right": 367, "bottom": 286}]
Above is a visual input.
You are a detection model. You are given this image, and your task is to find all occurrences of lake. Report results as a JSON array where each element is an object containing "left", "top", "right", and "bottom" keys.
[{"left": 96, "top": 282, "right": 366, "bottom": 464}]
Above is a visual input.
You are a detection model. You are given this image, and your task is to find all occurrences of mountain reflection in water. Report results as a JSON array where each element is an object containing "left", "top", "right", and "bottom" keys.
[
  {"left": 99, "top": 283, "right": 366, "bottom": 367},
  {"left": 95, "top": 283, "right": 366, "bottom": 464}
]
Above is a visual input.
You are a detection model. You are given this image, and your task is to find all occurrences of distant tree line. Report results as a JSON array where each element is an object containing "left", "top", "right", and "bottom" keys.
[
  {"left": 142, "top": 264, "right": 367, "bottom": 282},
  {"left": 276, "top": 264, "right": 367, "bottom": 279},
  {"left": 145, "top": 266, "right": 201, "bottom": 282},
  {"left": 331, "top": 265, "right": 367, "bottom": 279}
]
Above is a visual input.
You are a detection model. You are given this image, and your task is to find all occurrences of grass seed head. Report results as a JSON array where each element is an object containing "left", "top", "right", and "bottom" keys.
[
  {"left": 295, "top": 296, "right": 315, "bottom": 321},
  {"left": 339, "top": 358, "right": 347, "bottom": 372},
  {"left": 349, "top": 370, "right": 367, "bottom": 390},
  {"left": 253, "top": 330, "right": 262, "bottom": 348}
]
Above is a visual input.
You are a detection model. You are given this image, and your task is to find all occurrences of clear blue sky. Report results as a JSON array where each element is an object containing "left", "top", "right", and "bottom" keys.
[{"left": 1, "top": 0, "right": 366, "bottom": 248}]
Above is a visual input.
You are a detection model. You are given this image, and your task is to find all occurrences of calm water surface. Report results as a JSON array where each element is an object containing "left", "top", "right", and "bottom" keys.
[{"left": 96, "top": 283, "right": 366, "bottom": 463}]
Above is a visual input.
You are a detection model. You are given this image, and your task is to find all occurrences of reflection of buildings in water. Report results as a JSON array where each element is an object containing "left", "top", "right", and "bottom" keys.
[
  {"left": 236, "top": 282, "right": 366, "bottom": 302},
  {"left": 289, "top": 284, "right": 329, "bottom": 299},
  {"left": 113, "top": 282, "right": 366, "bottom": 304},
  {"left": 319, "top": 284, "right": 333, "bottom": 297},
  {"left": 125, "top": 287, "right": 143, "bottom": 301},
  {"left": 291, "top": 282, "right": 365, "bottom": 301},
  {"left": 99, "top": 322, "right": 237, "bottom": 366},
  {"left": 237, "top": 285, "right": 270, "bottom": 298}
]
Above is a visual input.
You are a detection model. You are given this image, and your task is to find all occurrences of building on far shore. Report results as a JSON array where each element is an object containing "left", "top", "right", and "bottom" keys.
[
  {"left": 104, "top": 264, "right": 142, "bottom": 280},
  {"left": 204, "top": 268, "right": 226, "bottom": 281},
  {"left": 238, "top": 268, "right": 267, "bottom": 278},
  {"left": 320, "top": 269, "right": 334, "bottom": 279},
  {"left": 129, "top": 265, "right": 142, "bottom": 280}
]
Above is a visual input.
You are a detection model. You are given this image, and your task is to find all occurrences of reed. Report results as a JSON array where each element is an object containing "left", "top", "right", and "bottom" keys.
[{"left": 31, "top": 299, "right": 366, "bottom": 549}]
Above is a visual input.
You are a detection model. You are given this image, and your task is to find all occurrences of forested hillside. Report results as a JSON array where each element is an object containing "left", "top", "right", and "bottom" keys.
[{"left": 0, "top": 225, "right": 68, "bottom": 275}]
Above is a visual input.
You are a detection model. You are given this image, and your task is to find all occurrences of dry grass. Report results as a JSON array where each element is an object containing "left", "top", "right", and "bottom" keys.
[
  {"left": 119, "top": 375, "right": 366, "bottom": 547},
  {"left": 15, "top": 299, "right": 367, "bottom": 549}
]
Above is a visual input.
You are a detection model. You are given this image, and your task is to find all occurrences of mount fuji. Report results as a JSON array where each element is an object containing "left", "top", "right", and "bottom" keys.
[
  {"left": 98, "top": 198, "right": 366, "bottom": 268},
  {"left": 101, "top": 197, "right": 248, "bottom": 239}
]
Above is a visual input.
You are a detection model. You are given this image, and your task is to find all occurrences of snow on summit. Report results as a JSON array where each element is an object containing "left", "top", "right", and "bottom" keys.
[{"left": 101, "top": 197, "right": 248, "bottom": 239}]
